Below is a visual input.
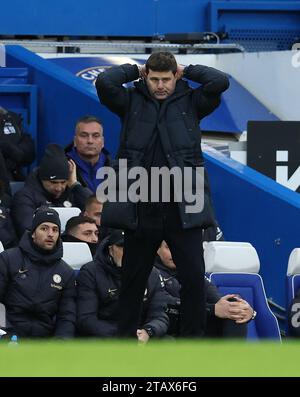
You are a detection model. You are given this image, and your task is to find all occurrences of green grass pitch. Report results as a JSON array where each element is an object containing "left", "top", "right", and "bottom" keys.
[{"left": 0, "top": 339, "right": 300, "bottom": 377}]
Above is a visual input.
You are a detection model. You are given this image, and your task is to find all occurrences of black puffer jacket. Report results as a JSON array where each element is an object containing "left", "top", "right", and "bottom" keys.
[
  {"left": 0, "top": 192, "right": 17, "bottom": 248},
  {"left": 77, "top": 238, "right": 169, "bottom": 337},
  {"left": 96, "top": 63, "right": 229, "bottom": 230},
  {"left": 0, "top": 108, "right": 35, "bottom": 181},
  {"left": 0, "top": 232, "right": 76, "bottom": 337},
  {"left": 12, "top": 169, "right": 92, "bottom": 237}
]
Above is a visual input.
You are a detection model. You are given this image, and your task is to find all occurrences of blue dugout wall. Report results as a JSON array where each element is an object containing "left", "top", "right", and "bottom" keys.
[
  {"left": 205, "top": 149, "right": 300, "bottom": 308},
  {"left": 0, "top": 0, "right": 300, "bottom": 41}
]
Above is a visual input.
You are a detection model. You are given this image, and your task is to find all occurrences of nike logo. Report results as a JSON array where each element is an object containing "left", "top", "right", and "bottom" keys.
[
  {"left": 108, "top": 288, "right": 117, "bottom": 293},
  {"left": 49, "top": 175, "right": 56, "bottom": 180},
  {"left": 18, "top": 269, "right": 28, "bottom": 274}
]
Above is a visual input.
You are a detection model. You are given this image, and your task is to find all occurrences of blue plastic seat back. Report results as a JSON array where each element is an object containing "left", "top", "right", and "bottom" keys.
[
  {"left": 210, "top": 273, "right": 281, "bottom": 340},
  {"left": 286, "top": 274, "right": 300, "bottom": 334}
]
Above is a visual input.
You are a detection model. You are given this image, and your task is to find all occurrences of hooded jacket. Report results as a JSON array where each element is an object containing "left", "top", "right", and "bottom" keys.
[
  {"left": 96, "top": 63, "right": 229, "bottom": 230},
  {"left": 76, "top": 238, "right": 169, "bottom": 337},
  {"left": 12, "top": 169, "right": 92, "bottom": 237},
  {"left": 0, "top": 191, "right": 17, "bottom": 248},
  {"left": 0, "top": 232, "right": 76, "bottom": 337}
]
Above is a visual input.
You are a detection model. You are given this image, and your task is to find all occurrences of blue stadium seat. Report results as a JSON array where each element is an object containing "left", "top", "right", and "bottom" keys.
[
  {"left": 286, "top": 248, "right": 300, "bottom": 335},
  {"left": 205, "top": 241, "right": 281, "bottom": 341},
  {"left": 50, "top": 207, "right": 81, "bottom": 233},
  {"left": 62, "top": 242, "right": 93, "bottom": 271}
]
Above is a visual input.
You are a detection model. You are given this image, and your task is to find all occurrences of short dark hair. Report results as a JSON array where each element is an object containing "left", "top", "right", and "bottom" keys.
[
  {"left": 145, "top": 52, "right": 177, "bottom": 75},
  {"left": 75, "top": 115, "right": 103, "bottom": 134},
  {"left": 85, "top": 195, "right": 103, "bottom": 211},
  {"left": 65, "top": 215, "right": 96, "bottom": 235}
]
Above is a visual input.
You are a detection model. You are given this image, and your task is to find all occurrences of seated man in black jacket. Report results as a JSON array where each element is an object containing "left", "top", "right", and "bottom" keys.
[
  {"left": 155, "top": 241, "right": 254, "bottom": 338},
  {"left": 77, "top": 230, "right": 169, "bottom": 342},
  {"left": 0, "top": 176, "right": 17, "bottom": 249},
  {"left": 12, "top": 143, "right": 92, "bottom": 238},
  {"left": 0, "top": 207, "right": 76, "bottom": 338},
  {"left": 0, "top": 107, "right": 35, "bottom": 184}
]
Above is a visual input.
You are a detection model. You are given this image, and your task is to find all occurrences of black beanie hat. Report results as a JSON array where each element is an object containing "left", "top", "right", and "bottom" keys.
[
  {"left": 108, "top": 230, "right": 125, "bottom": 246},
  {"left": 31, "top": 207, "right": 61, "bottom": 233},
  {"left": 39, "top": 144, "right": 69, "bottom": 181}
]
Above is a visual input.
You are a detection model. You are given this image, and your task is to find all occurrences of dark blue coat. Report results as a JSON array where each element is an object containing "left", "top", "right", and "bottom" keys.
[
  {"left": 0, "top": 232, "right": 76, "bottom": 337},
  {"left": 77, "top": 238, "right": 169, "bottom": 337},
  {"left": 12, "top": 169, "right": 92, "bottom": 237},
  {"left": 65, "top": 145, "right": 111, "bottom": 194},
  {"left": 96, "top": 63, "right": 229, "bottom": 230}
]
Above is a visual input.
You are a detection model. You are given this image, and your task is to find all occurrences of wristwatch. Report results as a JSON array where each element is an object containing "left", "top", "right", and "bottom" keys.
[
  {"left": 144, "top": 327, "right": 155, "bottom": 337},
  {"left": 251, "top": 310, "right": 257, "bottom": 320}
]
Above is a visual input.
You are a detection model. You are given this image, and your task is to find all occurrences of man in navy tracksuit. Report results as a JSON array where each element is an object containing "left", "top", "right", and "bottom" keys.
[
  {"left": 65, "top": 115, "right": 111, "bottom": 193},
  {"left": 0, "top": 207, "right": 76, "bottom": 338}
]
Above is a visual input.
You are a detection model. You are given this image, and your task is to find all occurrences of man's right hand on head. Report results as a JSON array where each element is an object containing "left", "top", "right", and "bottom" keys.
[
  {"left": 138, "top": 64, "right": 147, "bottom": 79},
  {"left": 176, "top": 64, "right": 186, "bottom": 80}
]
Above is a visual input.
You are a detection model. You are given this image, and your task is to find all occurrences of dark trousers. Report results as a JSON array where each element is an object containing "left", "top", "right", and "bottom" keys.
[
  {"left": 205, "top": 316, "right": 247, "bottom": 338},
  {"left": 118, "top": 203, "right": 206, "bottom": 337}
]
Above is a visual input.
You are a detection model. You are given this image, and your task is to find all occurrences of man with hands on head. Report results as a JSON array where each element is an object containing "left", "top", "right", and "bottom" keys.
[{"left": 96, "top": 52, "right": 229, "bottom": 338}]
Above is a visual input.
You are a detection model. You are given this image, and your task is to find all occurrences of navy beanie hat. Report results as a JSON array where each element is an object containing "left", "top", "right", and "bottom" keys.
[
  {"left": 31, "top": 207, "right": 61, "bottom": 233},
  {"left": 39, "top": 144, "right": 69, "bottom": 181},
  {"left": 108, "top": 230, "right": 125, "bottom": 246}
]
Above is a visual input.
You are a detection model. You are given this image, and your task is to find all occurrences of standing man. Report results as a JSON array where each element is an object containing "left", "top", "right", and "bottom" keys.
[
  {"left": 65, "top": 115, "right": 111, "bottom": 193},
  {"left": 96, "top": 52, "right": 229, "bottom": 337}
]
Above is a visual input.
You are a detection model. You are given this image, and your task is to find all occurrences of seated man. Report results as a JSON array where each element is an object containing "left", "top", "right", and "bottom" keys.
[
  {"left": 65, "top": 115, "right": 111, "bottom": 193},
  {"left": 76, "top": 230, "right": 169, "bottom": 342},
  {"left": 12, "top": 143, "right": 92, "bottom": 237},
  {"left": 83, "top": 195, "right": 103, "bottom": 228},
  {"left": 0, "top": 207, "right": 76, "bottom": 338},
  {"left": 62, "top": 215, "right": 99, "bottom": 257},
  {"left": 155, "top": 241, "right": 255, "bottom": 338},
  {"left": 83, "top": 195, "right": 111, "bottom": 240},
  {"left": 0, "top": 177, "right": 17, "bottom": 249},
  {"left": 0, "top": 107, "right": 35, "bottom": 183}
]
